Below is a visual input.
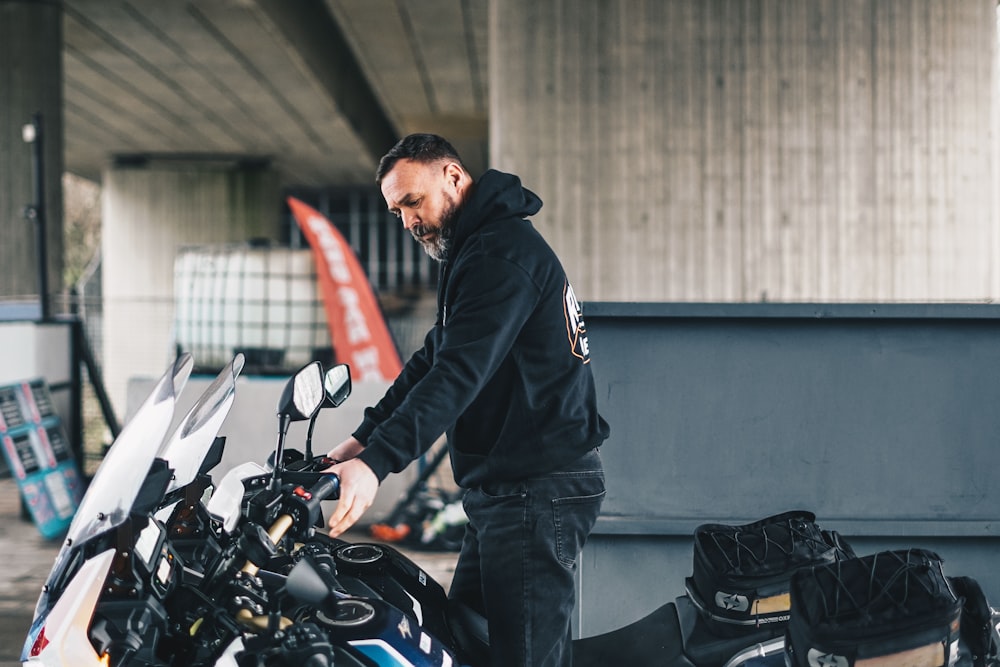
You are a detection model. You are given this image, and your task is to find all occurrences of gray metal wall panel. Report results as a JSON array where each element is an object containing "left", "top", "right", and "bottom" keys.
[{"left": 577, "top": 303, "right": 1000, "bottom": 634}]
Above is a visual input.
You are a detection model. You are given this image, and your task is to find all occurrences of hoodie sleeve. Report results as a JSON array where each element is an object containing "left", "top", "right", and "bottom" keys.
[
  {"left": 351, "top": 327, "right": 435, "bottom": 444},
  {"left": 357, "top": 249, "right": 540, "bottom": 481}
]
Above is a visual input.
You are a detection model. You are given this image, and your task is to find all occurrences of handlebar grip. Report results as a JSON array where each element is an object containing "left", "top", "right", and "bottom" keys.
[{"left": 308, "top": 474, "right": 341, "bottom": 504}]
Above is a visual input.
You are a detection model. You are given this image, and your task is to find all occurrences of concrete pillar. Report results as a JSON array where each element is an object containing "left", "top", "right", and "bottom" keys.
[
  {"left": 0, "top": 0, "right": 64, "bottom": 306},
  {"left": 101, "top": 160, "right": 280, "bottom": 416}
]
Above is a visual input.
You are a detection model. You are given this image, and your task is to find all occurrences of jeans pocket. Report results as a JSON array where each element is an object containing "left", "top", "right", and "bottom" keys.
[
  {"left": 479, "top": 480, "right": 526, "bottom": 500},
  {"left": 552, "top": 476, "right": 606, "bottom": 569}
]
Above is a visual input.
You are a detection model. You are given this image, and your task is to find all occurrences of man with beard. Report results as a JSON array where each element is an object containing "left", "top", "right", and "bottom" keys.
[{"left": 324, "top": 134, "right": 609, "bottom": 667}]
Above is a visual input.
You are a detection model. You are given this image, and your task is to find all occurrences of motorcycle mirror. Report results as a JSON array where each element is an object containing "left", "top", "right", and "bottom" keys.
[
  {"left": 273, "top": 361, "right": 324, "bottom": 489},
  {"left": 277, "top": 361, "right": 325, "bottom": 422},
  {"left": 324, "top": 364, "right": 352, "bottom": 408},
  {"left": 302, "top": 363, "right": 352, "bottom": 460}
]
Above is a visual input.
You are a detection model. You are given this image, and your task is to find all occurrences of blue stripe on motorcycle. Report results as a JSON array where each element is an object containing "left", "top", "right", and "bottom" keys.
[{"left": 349, "top": 639, "right": 417, "bottom": 666}]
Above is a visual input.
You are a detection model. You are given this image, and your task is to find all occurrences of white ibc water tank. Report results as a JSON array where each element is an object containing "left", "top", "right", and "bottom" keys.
[{"left": 173, "top": 243, "right": 331, "bottom": 373}]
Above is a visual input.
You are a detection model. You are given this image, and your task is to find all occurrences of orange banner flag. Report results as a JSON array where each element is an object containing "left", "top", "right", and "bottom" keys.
[{"left": 287, "top": 197, "right": 403, "bottom": 382}]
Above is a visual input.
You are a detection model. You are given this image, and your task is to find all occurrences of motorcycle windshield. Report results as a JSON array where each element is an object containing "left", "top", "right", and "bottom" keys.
[
  {"left": 34, "top": 354, "right": 193, "bottom": 614},
  {"left": 158, "top": 353, "right": 245, "bottom": 493}
]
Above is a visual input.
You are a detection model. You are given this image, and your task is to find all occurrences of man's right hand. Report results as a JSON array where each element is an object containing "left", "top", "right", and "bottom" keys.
[{"left": 324, "top": 458, "right": 379, "bottom": 537}]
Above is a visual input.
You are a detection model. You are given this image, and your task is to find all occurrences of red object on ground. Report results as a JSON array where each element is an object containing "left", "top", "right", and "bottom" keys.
[{"left": 370, "top": 523, "right": 411, "bottom": 542}]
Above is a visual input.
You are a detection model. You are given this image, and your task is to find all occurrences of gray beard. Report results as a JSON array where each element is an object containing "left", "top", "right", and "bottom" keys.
[
  {"left": 419, "top": 199, "right": 459, "bottom": 262},
  {"left": 423, "top": 233, "right": 450, "bottom": 262}
]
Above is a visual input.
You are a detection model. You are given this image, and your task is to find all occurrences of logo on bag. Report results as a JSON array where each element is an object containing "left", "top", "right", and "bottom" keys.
[
  {"left": 807, "top": 648, "right": 848, "bottom": 667},
  {"left": 715, "top": 591, "right": 749, "bottom": 612}
]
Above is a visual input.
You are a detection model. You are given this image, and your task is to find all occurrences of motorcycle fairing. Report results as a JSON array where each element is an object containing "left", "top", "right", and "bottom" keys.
[
  {"left": 23, "top": 354, "right": 248, "bottom": 663},
  {"left": 206, "top": 461, "right": 269, "bottom": 534},
  {"left": 213, "top": 637, "right": 246, "bottom": 667},
  {"left": 304, "top": 596, "right": 461, "bottom": 667},
  {"left": 23, "top": 548, "right": 116, "bottom": 666},
  {"left": 27, "top": 354, "right": 192, "bottom": 636},
  {"left": 349, "top": 639, "right": 434, "bottom": 667}
]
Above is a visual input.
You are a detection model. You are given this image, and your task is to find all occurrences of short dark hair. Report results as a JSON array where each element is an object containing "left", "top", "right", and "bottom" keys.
[{"left": 376, "top": 133, "right": 466, "bottom": 183}]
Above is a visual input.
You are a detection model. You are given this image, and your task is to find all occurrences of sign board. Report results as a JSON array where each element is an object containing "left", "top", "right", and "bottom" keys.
[{"left": 0, "top": 379, "right": 84, "bottom": 539}]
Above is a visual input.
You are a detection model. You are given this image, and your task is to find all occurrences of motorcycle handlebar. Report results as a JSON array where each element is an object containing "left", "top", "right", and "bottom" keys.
[
  {"left": 241, "top": 474, "right": 341, "bottom": 576},
  {"left": 306, "top": 473, "right": 341, "bottom": 506}
]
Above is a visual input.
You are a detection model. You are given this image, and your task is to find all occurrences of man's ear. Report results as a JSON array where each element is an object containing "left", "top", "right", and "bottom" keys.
[{"left": 443, "top": 161, "right": 468, "bottom": 190}]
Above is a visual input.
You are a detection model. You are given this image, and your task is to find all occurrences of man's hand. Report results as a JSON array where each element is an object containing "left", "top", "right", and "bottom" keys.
[
  {"left": 325, "top": 458, "right": 379, "bottom": 537},
  {"left": 326, "top": 436, "right": 365, "bottom": 463}
]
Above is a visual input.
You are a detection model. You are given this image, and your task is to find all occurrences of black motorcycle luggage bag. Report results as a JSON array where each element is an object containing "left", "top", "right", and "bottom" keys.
[
  {"left": 686, "top": 510, "right": 855, "bottom": 637},
  {"left": 785, "top": 548, "right": 963, "bottom": 667}
]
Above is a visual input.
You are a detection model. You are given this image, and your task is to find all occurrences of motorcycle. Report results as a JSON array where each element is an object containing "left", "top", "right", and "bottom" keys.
[{"left": 20, "top": 356, "right": 1000, "bottom": 667}]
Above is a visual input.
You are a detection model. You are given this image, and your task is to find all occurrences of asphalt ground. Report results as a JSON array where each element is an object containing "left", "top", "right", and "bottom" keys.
[
  {"left": 0, "top": 479, "right": 58, "bottom": 667},
  {"left": 0, "top": 478, "right": 457, "bottom": 667}
]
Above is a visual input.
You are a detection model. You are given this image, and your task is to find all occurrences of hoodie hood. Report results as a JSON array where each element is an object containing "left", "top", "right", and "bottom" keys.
[{"left": 449, "top": 169, "right": 542, "bottom": 254}]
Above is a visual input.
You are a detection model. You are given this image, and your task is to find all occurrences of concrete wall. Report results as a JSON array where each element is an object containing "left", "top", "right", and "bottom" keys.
[
  {"left": 102, "top": 162, "right": 280, "bottom": 416},
  {"left": 0, "top": 0, "right": 63, "bottom": 300},
  {"left": 490, "top": 0, "right": 1000, "bottom": 303}
]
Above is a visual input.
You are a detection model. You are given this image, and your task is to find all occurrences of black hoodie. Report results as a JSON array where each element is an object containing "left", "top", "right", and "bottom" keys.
[{"left": 355, "top": 169, "right": 610, "bottom": 488}]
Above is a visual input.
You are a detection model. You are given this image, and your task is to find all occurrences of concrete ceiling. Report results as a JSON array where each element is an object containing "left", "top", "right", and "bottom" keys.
[{"left": 62, "top": 0, "right": 489, "bottom": 186}]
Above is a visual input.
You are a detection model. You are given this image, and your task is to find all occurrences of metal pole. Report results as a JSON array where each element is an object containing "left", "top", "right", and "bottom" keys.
[
  {"left": 23, "top": 112, "right": 50, "bottom": 321},
  {"left": 68, "top": 314, "right": 85, "bottom": 466},
  {"left": 76, "top": 323, "right": 121, "bottom": 441}
]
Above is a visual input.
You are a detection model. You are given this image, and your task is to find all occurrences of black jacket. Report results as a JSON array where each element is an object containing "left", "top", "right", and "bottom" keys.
[{"left": 355, "top": 169, "right": 609, "bottom": 487}]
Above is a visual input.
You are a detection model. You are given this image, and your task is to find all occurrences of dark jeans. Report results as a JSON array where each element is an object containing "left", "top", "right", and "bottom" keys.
[{"left": 448, "top": 449, "right": 605, "bottom": 667}]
